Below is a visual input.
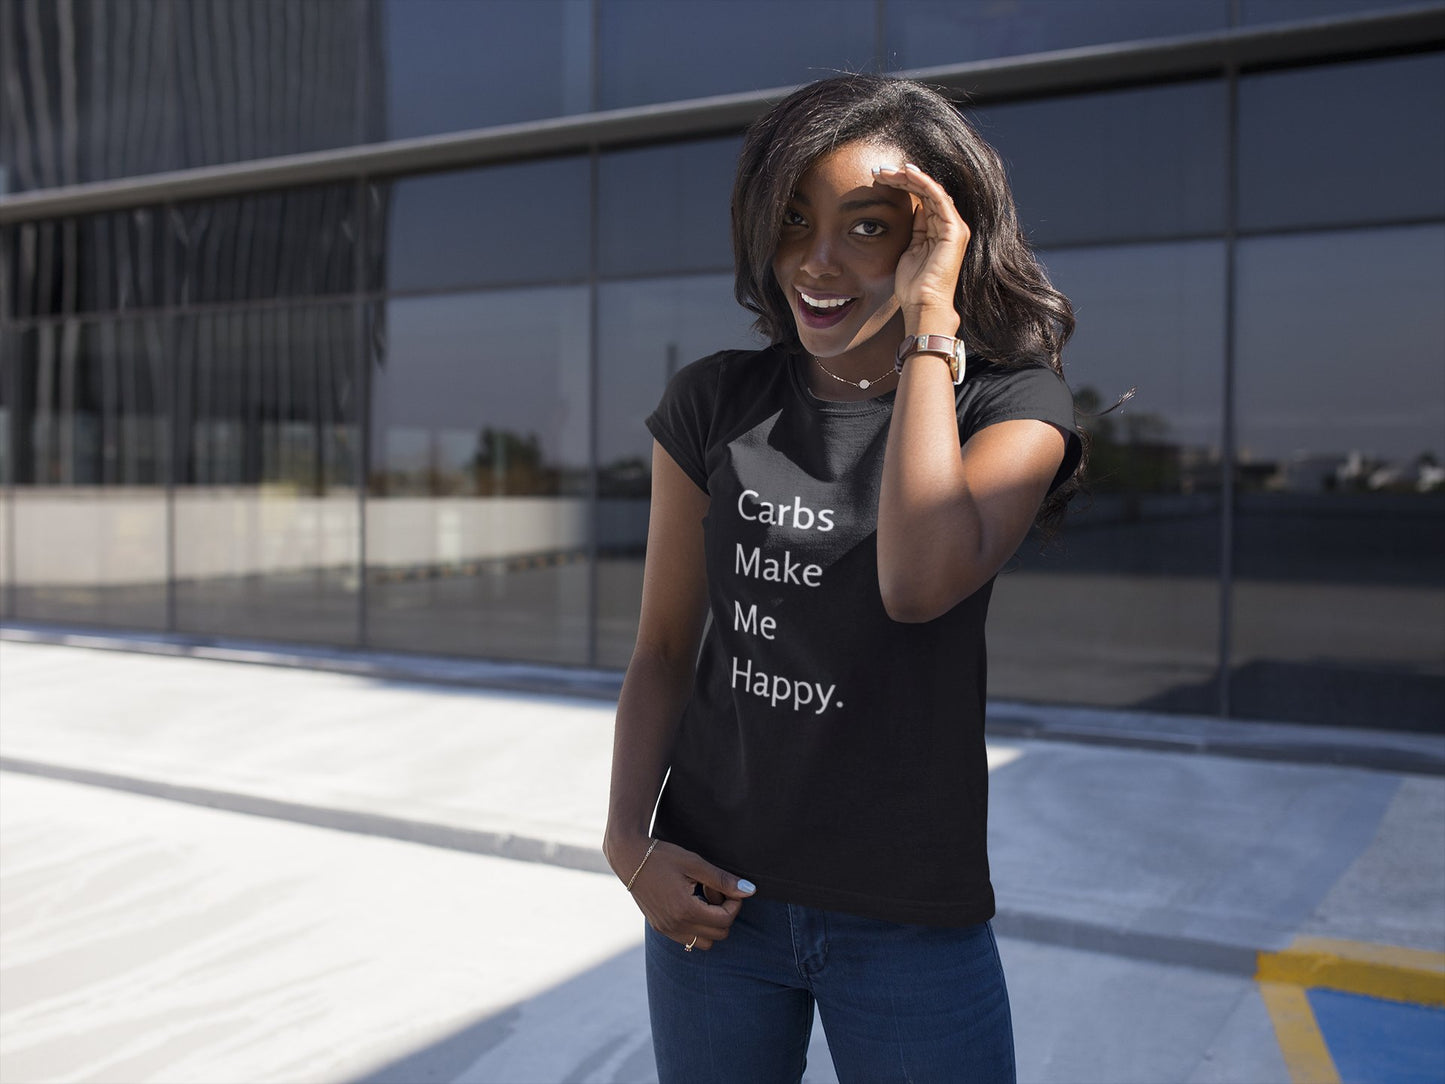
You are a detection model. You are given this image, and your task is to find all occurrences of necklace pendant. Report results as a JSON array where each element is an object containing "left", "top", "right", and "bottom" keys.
[{"left": 858, "top": 379, "right": 870, "bottom": 389}]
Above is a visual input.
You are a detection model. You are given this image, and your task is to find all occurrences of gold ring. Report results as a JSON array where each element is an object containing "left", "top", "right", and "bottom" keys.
[{"left": 685, "top": 935, "right": 698, "bottom": 952}]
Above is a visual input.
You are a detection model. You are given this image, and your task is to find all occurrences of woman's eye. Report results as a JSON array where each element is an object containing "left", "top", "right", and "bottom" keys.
[
  {"left": 851, "top": 220, "right": 885, "bottom": 237},
  {"left": 782, "top": 209, "right": 807, "bottom": 227}
]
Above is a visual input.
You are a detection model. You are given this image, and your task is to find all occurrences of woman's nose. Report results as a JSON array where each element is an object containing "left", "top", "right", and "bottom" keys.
[{"left": 799, "top": 234, "right": 840, "bottom": 277}]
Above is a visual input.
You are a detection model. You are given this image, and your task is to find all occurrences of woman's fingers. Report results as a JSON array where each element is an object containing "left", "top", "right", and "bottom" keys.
[
  {"left": 873, "top": 163, "right": 967, "bottom": 236},
  {"left": 626, "top": 841, "right": 749, "bottom": 950}
]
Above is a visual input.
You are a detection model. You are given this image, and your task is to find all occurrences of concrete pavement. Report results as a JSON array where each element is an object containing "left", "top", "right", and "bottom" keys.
[{"left": 2, "top": 636, "right": 1443, "bottom": 1083}]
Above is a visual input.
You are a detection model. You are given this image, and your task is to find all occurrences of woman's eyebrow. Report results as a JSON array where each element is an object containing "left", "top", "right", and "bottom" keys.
[{"left": 839, "top": 195, "right": 903, "bottom": 211}]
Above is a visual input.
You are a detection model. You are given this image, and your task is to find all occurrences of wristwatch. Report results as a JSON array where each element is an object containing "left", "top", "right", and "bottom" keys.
[{"left": 894, "top": 333, "right": 966, "bottom": 385}]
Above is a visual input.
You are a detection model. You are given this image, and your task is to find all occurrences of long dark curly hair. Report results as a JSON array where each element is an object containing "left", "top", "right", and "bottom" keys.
[{"left": 732, "top": 74, "right": 1085, "bottom": 527}]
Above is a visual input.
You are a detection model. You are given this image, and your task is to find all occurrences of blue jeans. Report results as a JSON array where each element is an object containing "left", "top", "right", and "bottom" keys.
[{"left": 645, "top": 895, "right": 1015, "bottom": 1083}]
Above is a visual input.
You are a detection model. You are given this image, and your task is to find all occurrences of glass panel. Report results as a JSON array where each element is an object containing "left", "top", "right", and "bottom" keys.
[
  {"left": 173, "top": 184, "right": 357, "bottom": 306},
  {"left": 366, "top": 288, "right": 592, "bottom": 665},
  {"left": 377, "top": 0, "right": 592, "bottom": 138},
  {"left": 1241, "top": 0, "right": 1432, "bottom": 24},
  {"left": 1233, "top": 225, "right": 1445, "bottom": 730},
  {"left": 9, "top": 209, "right": 168, "bottom": 320},
  {"left": 595, "top": 274, "right": 765, "bottom": 669},
  {"left": 0, "top": 0, "right": 181, "bottom": 194},
  {"left": 598, "top": 138, "right": 743, "bottom": 277},
  {"left": 1239, "top": 52, "right": 1445, "bottom": 232},
  {"left": 375, "top": 158, "right": 590, "bottom": 294},
  {"left": 597, "top": 0, "right": 878, "bottom": 110},
  {"left": 173, "top": 303, "right": 362, "bottom": 646},
  {"left": 884, "top": 0, "right": 1226, "bottom": 69},
  {"left": 174, "top": 0, "right": 366, "bottom": 170},
  {"left": 11, "top": 317, "right": 170, "bottom": 629},
  {"left": 970, "top": 81, "right": 1228, "bottom": 246},
  {"left": 0, "top": 326, "right": 11, "bottom": 616},
  {"left": 1, "top": 225, "right": 11, "bottom": 320},
  {"left": 989, "top": 242, "right": 1227, "bottom": 713}
]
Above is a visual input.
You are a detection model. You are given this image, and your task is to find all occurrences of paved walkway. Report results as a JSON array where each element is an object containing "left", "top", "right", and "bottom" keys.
[{"left": 2, "top": 636, "right": 1442, "bottom": 1083}]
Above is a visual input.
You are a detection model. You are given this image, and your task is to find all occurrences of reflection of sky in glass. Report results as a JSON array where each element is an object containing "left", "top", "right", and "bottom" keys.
[
  {"left": 596, "top": 1, "right": 875, "bottom": 110},
  {"left": 1236, "top": 225, "right": 1445, "bottom": 463},
  {"left": 970, "top": 81, "right": 1227, "bottom": 246},
  {"left": 1238, "top": 52, "right": 1445, "bottom": 231},
  {"left": 597, "top": 276, "right": 763, "bottom": 465},
  {"left": 382, "top": 160, "right": 590, "bottom": 292},
  {"left": 382, "top": 0, "right": 591, "bottom": 138},
  {"left": 1241, "top": 0, "right": 1428, "bottom": 24},
  {"left": 375, "top": 289, "right": 590, "bottom": 470},
  {"left": 598, "top": 139, "right": 742, "bottom": 277},
  {"left": 1039, "top": 242, "right": 1225, "bottom": 454},
  {"left": 886, "top": 0, "right": 1226, "bottom": 69}
]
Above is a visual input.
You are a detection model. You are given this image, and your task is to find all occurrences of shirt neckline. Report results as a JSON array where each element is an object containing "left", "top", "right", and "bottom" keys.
[{"left": 783, "top": 347, "right": 898, "bottom": 416}]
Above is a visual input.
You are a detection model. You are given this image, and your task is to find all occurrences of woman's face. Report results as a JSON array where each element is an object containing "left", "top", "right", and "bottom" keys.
[{"left": 771, "top": 140, "right": 917, "bottom": 365}]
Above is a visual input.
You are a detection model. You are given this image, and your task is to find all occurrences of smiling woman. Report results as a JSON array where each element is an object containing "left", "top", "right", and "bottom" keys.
[{"left": 604, "top": 73, "right": 1086, "bottom": 1083}]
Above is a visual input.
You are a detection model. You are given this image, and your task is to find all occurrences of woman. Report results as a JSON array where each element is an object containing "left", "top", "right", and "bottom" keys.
[{"left": 604, "top": 74, "right": 1083, "bottom": 1083}]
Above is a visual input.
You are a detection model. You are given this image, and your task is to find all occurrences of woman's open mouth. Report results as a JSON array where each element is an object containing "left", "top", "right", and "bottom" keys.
[{"left": 797, "top": 289, "right": 857, "bottom": 329}]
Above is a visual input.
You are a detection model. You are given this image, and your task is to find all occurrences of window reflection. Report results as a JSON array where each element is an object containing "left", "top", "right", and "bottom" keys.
[
  {"left": 173, "top": 304, "right": 362, "bottom": 646},
  {"left": 378, "top": 0, "right": 592, "bottom": 139},
  {"left": 1241, "top": 0, "right": 1428, "bottom": 24},
  {"left": 173, "top": 185, "right": 357, "bottom": 306},
  {"left": 10, "top": 317, "right": 169, "bottom": 630},
  {"left": 594, "top": 275, "right": 763, "bottom": 667},
  {"left": 366, "top": 289, "right": 592, "bottom": 665},
  {"left": 597, "top": 0, "right": 877, "bottom": 109},
  {"left": 989, "top": 242, "right": 1227, "bottom": 714},
  {"left": 378, "top": 158, "right": 590, "bottom": 294},
  {"left": 1233, "top": 225, "right": 1445, "bottom": 728},
  {"left": 884, "top": 0, "right": 1226, "bottom": 69},
  {"left": 598, "top": 138, "right": 743, "bottom": 277},
  {"left": 174, "top": 0, "right": 368, "bottom": 169},
  {"left": 12, "top": 209, "right": 167, "bottom": 319},
  {"left": 0, "top": 0, "right": 181, "bottom": 194},
  {"left": 1, "top": 327, "right": 12, "bottom": 616},
  {"left": 1239, "top": 52, "right": 1445, "bottom": 232},
  {"left": 969, "top": 82, "right": 1227, "bottom": 246}
]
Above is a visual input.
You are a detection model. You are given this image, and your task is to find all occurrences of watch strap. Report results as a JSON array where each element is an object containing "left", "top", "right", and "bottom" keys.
[{"left": 895, "top": 333, "right": 966, "bottom": 384}]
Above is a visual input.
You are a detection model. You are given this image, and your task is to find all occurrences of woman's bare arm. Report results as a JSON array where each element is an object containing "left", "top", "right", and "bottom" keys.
[
  {"left": 603, "top": 440, "right": 755, "bottom": 949},
  {"left": 871, "top": 162, "right": 1066, "bottom": 623},
  {"left": 878, "top": 361, "right": 1064, "bottom": 622}
]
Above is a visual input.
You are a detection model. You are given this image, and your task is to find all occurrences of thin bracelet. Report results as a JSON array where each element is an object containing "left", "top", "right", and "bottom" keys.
[{"left": 626, "top": 838, "right": 659, "bottom": 891}]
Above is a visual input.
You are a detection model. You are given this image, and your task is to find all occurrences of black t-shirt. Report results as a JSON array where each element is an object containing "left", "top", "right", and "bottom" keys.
[{"left": 645, "top": 343, "right": 1081, "bottom": 926}]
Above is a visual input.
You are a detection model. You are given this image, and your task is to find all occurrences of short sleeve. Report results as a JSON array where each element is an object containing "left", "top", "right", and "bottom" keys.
[
  {"left": 961, "top": 363, "right": 1082, "bottom": 494},
  {"left": 645, "top": 354, "right": 722, "bottom": 492}
]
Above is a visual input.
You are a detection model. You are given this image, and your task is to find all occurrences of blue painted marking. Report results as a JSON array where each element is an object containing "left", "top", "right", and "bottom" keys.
[{"left": 1307, "top": 987, "right": 1445, "bottom": 1084}]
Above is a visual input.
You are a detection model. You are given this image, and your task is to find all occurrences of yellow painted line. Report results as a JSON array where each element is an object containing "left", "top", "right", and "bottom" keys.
[
  {"left": 1257, "top": 936, "right": 1445, "bottom": 1007},
  {"left": 1259, "top": 980, "right": 1341, "bottom": 1084}
]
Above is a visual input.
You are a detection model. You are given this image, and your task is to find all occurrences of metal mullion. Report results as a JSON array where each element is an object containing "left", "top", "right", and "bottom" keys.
[
  {"left": 354, "top": 176, "right": 369, "bottom": 649},
  {"left": 1218, "top": 54, "right": 1241, "bottom": 719}
]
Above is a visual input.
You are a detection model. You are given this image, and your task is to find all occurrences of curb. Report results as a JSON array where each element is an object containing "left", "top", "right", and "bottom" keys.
[
  {"left": 0, "top": 755, "right": 612, "bottom": 877},
  {"left": 5, "top": 752, "right": 1421, "bottom": 989},
  {"left": 7, "top": 623, "right": 1445, "bottom": 774}
]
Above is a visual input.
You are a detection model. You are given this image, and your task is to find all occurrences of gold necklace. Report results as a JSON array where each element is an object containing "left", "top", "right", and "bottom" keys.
[{"left": 812, "top": 355, "right": 896, "bottom": 391}]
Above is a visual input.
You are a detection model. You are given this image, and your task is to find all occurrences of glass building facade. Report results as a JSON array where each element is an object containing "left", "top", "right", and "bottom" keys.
[{"left": 2, "top": 0, "right": 1442, "bottom": 730}]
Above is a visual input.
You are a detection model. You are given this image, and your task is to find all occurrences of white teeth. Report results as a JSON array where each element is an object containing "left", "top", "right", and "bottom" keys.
[{"left": 799, "top": 291, "right": 853, "bottom": 309}]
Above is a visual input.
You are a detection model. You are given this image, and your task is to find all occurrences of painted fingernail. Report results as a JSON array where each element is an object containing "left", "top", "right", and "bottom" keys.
[
  {"left": 871, "top": 165, "right": 881, "bottom": 176},
  {"left": 905, "top": 163, "right": 921, "bottom": 172},
  {"left": 737, "top": 879, "right": 756, "bottom": 894}
]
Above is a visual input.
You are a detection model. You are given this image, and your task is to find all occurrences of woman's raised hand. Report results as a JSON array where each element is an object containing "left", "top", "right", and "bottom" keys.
[
  {"left": 873, "top": 163, "right": 970, "bottom": 336},
  {"left": 619, "top": 837, "right": 756, "bottom": 951}
]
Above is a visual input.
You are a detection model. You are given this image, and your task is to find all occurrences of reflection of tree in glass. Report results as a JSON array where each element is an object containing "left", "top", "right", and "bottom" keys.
[
  {"left": 1074, "top": 386, "right": 1181, "bottom": 494},
  {"left": 469, "top": 427, "right": 557, "bottom": 496},
  {"left": 600, "top": 455, "right": 650, "bottom": 499}
]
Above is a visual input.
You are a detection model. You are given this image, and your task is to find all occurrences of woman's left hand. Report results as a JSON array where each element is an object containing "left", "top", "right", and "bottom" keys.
[{"left": 873, "top": 163, "right": 970, "bottom": 335}]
